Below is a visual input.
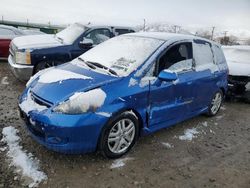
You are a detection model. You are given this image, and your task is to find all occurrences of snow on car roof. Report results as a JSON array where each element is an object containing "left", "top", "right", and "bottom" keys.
[{"left": 125, "top": 32, "right": 213, "bottom": 43}]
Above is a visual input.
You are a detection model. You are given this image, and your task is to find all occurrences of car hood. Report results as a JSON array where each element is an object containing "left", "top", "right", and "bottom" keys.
[
  {"left": 12, "top": 34, "right": 63, "bottom": 50},
  {"left": 223, "top": 45, "right": 250, "bottom": 77},
  {"left": 29, "top": 63, "right": 120, "bottom": 105}
]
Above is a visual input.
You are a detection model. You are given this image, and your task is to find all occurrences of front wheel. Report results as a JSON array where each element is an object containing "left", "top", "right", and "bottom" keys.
[
  {"left": 207, "top": 90, "right": 223, "bottom": 116},
  {"left": 99, "top": 112, "right": 139, "bottom": 158}
]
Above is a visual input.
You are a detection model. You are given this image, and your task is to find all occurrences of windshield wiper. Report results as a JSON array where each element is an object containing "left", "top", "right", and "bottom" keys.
[
  {"left": 78, "top": 58, "right": 118, "bottom": 76},
  {"left": 78, "top": 57, "right": 98, "bottom": 70},
  {"left": 55, "top": 35, "right": 64, "bottom": 43}
]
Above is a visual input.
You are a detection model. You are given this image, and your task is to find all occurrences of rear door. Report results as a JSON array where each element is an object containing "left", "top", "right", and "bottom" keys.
[
  {"left": 191, "top": 39, "right": 219, "bottom": 111},
  {"left": 148, "top": 41, "right": 197, "bottom": 128}
]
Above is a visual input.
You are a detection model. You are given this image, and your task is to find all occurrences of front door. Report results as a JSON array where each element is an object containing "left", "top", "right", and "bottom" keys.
[{"left": 148, "top": 41, "right": 196, "bottom": 128}]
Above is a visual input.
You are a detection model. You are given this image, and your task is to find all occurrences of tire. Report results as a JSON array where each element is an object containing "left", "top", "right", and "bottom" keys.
[
  {"left": 99, "top": 111, "right": 139, "bottom": 159},
  {"left": 207, "top": 90, "right": 223, "bottom": 116},
  {"left": 34, "top": 61, "right": 56, "bottom": 74}
]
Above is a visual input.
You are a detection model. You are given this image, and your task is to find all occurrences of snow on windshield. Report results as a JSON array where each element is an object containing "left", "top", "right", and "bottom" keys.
[
  {"left": 56, "top": 23, "right": 87, "bottom": 44},
  {"left": 77, "top": 36, "right": 164, "bottom": 77}
]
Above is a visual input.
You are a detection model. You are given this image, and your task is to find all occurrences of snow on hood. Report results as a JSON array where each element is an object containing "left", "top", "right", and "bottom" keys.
[
  {"left": 29, "top": 63, "right": 119, "bottom": 104},
  {"left": 12, "top": 34, "right": 62, "bottom": 50},
  {"left": 223, "top": 45, "right": 250, "bottom": 76},
  {"left": 38, "top": 68, "right": 92, "bottom": 84}
]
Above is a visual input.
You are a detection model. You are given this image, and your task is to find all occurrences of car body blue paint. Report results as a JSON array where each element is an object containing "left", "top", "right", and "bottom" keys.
[{"left": 19, "top": 34, "right": 228, "bottom": 154}]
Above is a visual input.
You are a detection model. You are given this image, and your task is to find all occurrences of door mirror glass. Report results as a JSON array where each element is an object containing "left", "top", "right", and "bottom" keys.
[
  {"left": 158, "top": 70, "right": 178, "bottom": 81},
  {"left": 79, "top": 38, "right": 94, "bottom": 48}
]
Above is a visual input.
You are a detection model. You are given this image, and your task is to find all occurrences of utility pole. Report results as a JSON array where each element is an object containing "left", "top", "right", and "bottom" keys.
[
  {"left": 143, "top": 19, "right": 146, "bottom": 31},
  {"left": 211, "top": 26, "right": 215, "bottom": 40},
  {"left": 173, "top": 25, "right": 181, "bottom": 33},
  {"left": 1, "top": 15, "right": 3, "bottom": 23}
]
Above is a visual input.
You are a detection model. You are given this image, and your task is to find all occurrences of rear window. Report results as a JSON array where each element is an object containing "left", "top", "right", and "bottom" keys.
[
  {"left": 213, "top": 45, "right": 226, "bottom": 64},
  {"left": 114, "top": 29, "right": 135, "bottom": 35},
  {"left": 193, "top": 40, "right": 214, "bottom": 66}
]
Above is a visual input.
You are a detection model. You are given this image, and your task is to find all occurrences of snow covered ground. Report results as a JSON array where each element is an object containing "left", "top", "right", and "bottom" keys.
[{"left": 1, "top": 126, "right": 47, "bottom": 188}]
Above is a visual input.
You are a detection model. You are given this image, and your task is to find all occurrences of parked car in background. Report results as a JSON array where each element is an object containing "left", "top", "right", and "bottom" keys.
[
  {"left": 19, "top": 32, "right": 228, "bottom": 158},
  {"left": 223, "top": 45, "right": 250, "bottom": 102},
  {"left": 0, "top": 25, "right": 25, "bottom": 59},
  {"left": 8, "top": 23, "right": 135, "bottom": 81}
]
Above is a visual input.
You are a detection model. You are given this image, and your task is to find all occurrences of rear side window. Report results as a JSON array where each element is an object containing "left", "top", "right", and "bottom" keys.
[
  {"left": 157, "top": 42, "right": 193, "bottom": 74},
  {"left": 114, "top": 29, "right": 135, "bottom": 36},
  {"left": 213, "top": 45, "right": 226, "bottom": 64},
  {"left": 193, "top": 40, "right": 214, "bottom": 66}
]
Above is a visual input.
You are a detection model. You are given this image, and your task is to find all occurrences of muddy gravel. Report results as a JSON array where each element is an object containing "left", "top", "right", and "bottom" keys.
[{"left": 0, "top": 61, "right": 250, "bottom": 188}]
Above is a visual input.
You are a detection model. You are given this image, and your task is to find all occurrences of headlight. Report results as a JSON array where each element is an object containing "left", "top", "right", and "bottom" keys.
[
  {"left": 15, "top": 50, "right": 31, "bottom": 65},
  {"left": 53, "top": 88, "right": 106, "bottom": 114}
]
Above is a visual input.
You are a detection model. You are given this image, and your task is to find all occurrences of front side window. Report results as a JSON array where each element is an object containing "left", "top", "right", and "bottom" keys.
[
  {"left": 114, "top": 29, "right": 134, "bottom": 35},
  {"left": 85, "top": 29, "right": 111, "bottom": 45},
  {"left": 156, "top": 42, "right": 193, "bottom": 75}
]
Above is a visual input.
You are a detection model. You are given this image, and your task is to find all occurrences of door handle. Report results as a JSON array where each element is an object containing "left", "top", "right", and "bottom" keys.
[{"left": 187, "top": 81, "right": 192, "bottom": 85}]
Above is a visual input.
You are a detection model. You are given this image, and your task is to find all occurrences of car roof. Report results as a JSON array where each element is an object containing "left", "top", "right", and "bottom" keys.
[
  {"left": 0, "top": 24, "right": 24, "bottom": 34},
  {"left": 75, "top": 23, "right": 135, "bottom": 31},
  {"left": 124, "top": 32, "right": 216, "bottom": 44}
]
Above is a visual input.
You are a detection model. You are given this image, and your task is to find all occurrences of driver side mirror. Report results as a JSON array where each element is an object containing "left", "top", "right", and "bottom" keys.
[
  {"left": 79, "top": 38, "right": 94, "bottom": 48},
  {"left": 158, "top": 70, "right": 178, "bottom": 81}
]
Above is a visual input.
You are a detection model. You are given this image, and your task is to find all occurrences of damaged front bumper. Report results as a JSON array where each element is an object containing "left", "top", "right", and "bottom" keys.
[{"left": 227, "top": 75, "right": 250, "bottom": 101}]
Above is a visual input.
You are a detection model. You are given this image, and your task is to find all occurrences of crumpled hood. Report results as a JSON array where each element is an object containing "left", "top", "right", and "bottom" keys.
[
  {"left": 29, "top": 63, "right": 120, "bottom": 105},
  {"left": 12, "top": 34, "right": 63, "bottom": 50},
  {"left": 227, "top": 61, "right": 250, "bottom": 76},
  {"left": 223, "top": 45, "right": 250, "bottom": 76}
]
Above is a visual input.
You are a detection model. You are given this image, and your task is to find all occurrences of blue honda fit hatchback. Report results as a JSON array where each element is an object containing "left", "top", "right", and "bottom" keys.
[{"left": 19, "top": 32, "right": 228, "bottom": 158}]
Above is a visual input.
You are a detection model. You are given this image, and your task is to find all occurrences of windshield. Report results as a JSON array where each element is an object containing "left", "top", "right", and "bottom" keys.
[
  {"left": 75, "top": 35, "right": 164, "bottom": 76},
  {"left": 56, "top": 23, "right": 87, "bottom": 44}
]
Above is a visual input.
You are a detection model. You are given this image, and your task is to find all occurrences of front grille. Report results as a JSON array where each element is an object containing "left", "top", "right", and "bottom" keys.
[{"left": 31, "top": 92, "right": 53, "bottom": 108}]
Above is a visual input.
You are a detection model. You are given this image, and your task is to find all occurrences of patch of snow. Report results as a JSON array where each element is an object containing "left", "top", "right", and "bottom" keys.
[
  {"left": 202, "top": 121, "right": 208, "bottom": 127},
  {"left": 79, "top": 35, "right": 163, "bottom": 77},
  {"left": 110, "top": 157, "right": 133, "bottom": 169},
  {"left": 1, "top": 76, "right": 9, "bottom": 85},
  {"left": 214, "top": 122, "right": 218, "bottom": 126},
  {"left": 38, "top": 68, "right": 92, "bottom": 84},
  {"left": 246, "top": 82, "right": 250, "bottom": 91},
  {"left": 179, "top": 128, "right": 199, "bottom": 141},
  {"left": 12, "top": 34, "right": 62, "bottom": 50},
  {"left": 0, "top": 146, "right": 7, "bottom": 152},
  {"left": 172, "top": 79, "right": 179, "bottom": 85},
  {"left": 128, "top": 78, "right": 138, "bottom": 87},
  {"left": 1, "top": 126, "right": 47, "bottom": 187},
  {"left": 139, "top": 76, "right": 157, "bottom": 87},
  {"left": 55, "top": 88, "right": 106, "bottom": 114},
  {"left": 56, "top": 23, "right": 87, "bottom": 45},
  {"left": 220, "top": 106, "right": 226, "bottom": 111},
  {"left": 26, "top": 67, "right": 54, "bottom": 87},
  {"left": 19, "top": 89, "right": 47, "bottom": 114},
  {"left": 168, "top": 59, "right": 193, "bottom": 73},
  {"left": 95, "top": 112, "right": 111, "bottom": 117},
  {"left": 216, "top": 115, "right": 224, "bottom": 120},
  {"left": 161, "top": 142, "right": 173, "bottom": 148}
]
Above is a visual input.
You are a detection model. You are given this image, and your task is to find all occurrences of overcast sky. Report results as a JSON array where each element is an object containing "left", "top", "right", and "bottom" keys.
[{"left": 0, "top": 0, "right": 250, "bottom": 31}]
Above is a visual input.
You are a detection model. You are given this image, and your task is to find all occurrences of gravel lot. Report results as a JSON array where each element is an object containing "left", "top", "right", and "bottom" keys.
[{"left": 0, "top": 61, "right": 250, "bottom": 188}]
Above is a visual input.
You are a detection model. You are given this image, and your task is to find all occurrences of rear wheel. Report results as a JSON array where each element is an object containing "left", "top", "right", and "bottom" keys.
[
  {"left": 99, "top": 112, "right": 139, "bottom": 158},
  {"left": 207, "top": 90, "right": 223, "bottom": 116}
]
